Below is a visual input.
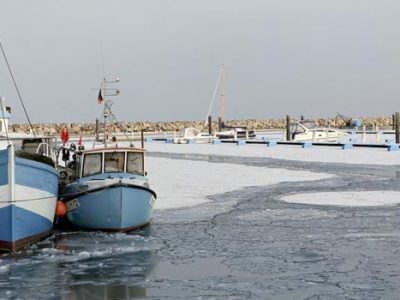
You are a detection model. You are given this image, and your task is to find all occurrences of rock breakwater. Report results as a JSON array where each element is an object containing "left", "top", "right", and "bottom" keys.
[{"left": 8, "top": 117, "right": 394, "bottom": 135}]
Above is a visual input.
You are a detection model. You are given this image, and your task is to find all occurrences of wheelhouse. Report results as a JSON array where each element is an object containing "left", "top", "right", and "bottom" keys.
[{"left": 75, "top": 148, "right": 145, "bottom": 178}]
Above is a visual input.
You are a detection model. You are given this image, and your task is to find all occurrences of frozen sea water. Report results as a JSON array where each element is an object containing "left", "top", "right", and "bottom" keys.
[{"left": 1, "top": 142, "right": 400, "bottom": 299}]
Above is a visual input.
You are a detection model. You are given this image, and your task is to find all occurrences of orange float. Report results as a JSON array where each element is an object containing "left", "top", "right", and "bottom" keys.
[{"left": 56, "top": 201, "right": 68, "bottom": 217}]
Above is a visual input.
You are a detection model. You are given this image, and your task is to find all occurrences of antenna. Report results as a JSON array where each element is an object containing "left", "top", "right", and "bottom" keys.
[{"left": 99, "top": 78, "right": 120, "bottom": 147}]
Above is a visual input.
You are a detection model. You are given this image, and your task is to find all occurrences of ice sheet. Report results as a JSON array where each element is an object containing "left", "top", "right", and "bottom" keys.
[
  {"left": 145, "top": 142, "right": 400, "bottom": 165},
  {"left": 281, "top": 191, "right": 400, "bottom": 207},
  {"left": 146, "top": 156, "right": 332, "bottom": 210}
]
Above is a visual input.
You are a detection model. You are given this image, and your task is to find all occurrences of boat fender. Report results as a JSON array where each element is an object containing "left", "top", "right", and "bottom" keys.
[{"left": 56, "top": 201, "right": 68, "bottom": 217}]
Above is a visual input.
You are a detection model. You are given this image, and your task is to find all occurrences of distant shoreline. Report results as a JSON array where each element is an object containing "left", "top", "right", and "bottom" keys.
[{"left": 8, "top": 116, "right": 394, "bottom": 135}]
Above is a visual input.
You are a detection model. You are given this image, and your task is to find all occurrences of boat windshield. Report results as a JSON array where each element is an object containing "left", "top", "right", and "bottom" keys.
[
  {"left": 127, "top": 152, "right": 144, "bottom": 174},
  {"left": 105, "top": 152, "right": 125, "bottom": 172},
  {"left": 82, "top": 153, "right": 102, "bottom": 176}
]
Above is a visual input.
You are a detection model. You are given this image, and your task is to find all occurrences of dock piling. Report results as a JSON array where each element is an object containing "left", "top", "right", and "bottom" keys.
[
  {"left": 396, "top": 112, "right": 400, "bottom": 144},
  {"left": 286, "top": 115, "right": 291, "bottom": 141}
]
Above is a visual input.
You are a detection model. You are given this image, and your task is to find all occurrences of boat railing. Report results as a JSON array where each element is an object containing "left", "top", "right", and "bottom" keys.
[{"left": 36, "top": 142, "right": 57, "bottom": 161}]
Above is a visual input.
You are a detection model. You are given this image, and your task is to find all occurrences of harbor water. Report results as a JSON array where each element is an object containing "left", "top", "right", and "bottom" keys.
[{"left": 1, "top": 145, "right": 400, "bottom": 299}]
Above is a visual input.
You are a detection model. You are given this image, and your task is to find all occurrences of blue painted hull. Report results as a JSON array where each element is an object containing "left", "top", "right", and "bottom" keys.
[
  {"left": 66, "top": 184, "right": 155, "bottom": 231},
  {"left": 0, "top": 148, "right": 58, "bottom": 251},
  {"left": 0, "top": 205, "right": 53, "bottom": 250}
]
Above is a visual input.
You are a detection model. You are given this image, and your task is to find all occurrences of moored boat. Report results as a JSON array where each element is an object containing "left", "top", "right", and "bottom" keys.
[
  {"left": 0, "top": 42, "right": 59, "bottom": 251},
  {"left": 291, "top": 121, "right": 348, "bottom": 142},
  {"left": 0, "top": 141, "right": 59, "bottom": 251},
  {"left": 58, "top": 78, "right": 157, "bottom": 231},
  {"left": 173, "top": 127, "right": 213, "bottom": 144},
  {"left": 59, "top": 146, "right": 156, "bottom": 231}
]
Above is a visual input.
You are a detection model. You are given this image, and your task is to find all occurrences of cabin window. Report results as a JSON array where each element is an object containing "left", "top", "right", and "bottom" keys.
[
  {"left": 105, "top": 152, "right": 125, "bottom": 172},
  {"left": 82, "top": 153, "right": 102, "bottom": 176},
  {"left": 127, "top": 152, "right": 144, "bottom": 174}
]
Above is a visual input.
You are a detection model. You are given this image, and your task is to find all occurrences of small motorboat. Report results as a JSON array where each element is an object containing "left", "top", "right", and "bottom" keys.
[
  {"left": 215, "top": 126, "right": 256, "bottom": 140},
  {"left": 173, "top": 127, "right": 213, "bottom": 144},
  {"left": 291, "top": 122, "right": 348, "bottom": 142}
]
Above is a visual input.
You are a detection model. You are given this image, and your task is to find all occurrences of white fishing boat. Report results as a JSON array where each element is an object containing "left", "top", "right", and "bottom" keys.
[
  {"left": 173, "top": 127, "right": 213, "bottom": 144},
  {"left": 291, "top": 122, "right": 348, "bottom": 142}
]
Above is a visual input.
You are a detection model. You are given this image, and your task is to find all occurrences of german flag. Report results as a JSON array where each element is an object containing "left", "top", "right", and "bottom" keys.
[{"left": 97, "top": 89, "right": 104, "bottom": 104}]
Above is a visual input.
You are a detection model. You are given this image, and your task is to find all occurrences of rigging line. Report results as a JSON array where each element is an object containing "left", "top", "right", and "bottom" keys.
[
  {"left": 0, "top": 41, "right": 36, "bottom": 137},
  {"left": 204, "top": 67, "right": 222, "bottom": 128},
  {"left": 0, "top": 95, "right": 10, "bottom": 144},
  {"left": 0, "top": 194, "right": 56, "bottom": 203}
]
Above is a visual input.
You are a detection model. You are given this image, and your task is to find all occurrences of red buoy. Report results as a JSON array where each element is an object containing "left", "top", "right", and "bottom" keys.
[{"left": 56, "top": 201, "right": 67, "bottom": 217}]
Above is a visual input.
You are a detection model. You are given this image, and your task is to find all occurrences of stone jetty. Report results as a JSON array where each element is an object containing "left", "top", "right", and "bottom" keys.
[{"left": 8, "top": 116, "right": 394, "bottom": 135}]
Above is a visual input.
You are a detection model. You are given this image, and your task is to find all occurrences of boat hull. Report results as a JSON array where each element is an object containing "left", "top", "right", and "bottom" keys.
[
  {"left": 66, "top": 184, "right": 156, "bottom": 231},
  {"left": 0, "top": 148, "right": 58, "bottom": 251}
]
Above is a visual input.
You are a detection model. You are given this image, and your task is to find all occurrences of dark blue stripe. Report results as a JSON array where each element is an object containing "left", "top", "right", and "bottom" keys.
[
  {"left": 15, "top": 158, "right": 59, "bottom": 196},
  {"left": 0, "top": 149, "right": 8, "bottom": 186},
  {"left": 0, "top": 205, "right": 52, "bottom": 243}
]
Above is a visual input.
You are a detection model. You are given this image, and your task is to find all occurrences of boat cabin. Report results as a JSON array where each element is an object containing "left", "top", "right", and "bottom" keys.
[{"left": 74, "top": 148, "right": 145, "bottom": 178}]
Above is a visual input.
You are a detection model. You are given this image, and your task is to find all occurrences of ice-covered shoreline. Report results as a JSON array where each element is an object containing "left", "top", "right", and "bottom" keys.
[{"left": 145, "top": 142, "right": 400, "bottom": 166}]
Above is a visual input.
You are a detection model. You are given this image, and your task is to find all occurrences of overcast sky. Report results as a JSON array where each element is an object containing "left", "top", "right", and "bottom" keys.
[{"left": 1, "top": 0, "right": 400, "bottom": 123}]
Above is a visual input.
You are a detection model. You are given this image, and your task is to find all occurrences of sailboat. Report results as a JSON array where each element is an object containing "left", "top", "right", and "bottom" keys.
[
  {"left": 208, "top": 65, "right": 255, "bottom": 140},
  {"left": 0, "top": 42, "right": 59, "bottom": 251},
  {"left": 58, "top": 78, "right": 157, "bottom": 231}
]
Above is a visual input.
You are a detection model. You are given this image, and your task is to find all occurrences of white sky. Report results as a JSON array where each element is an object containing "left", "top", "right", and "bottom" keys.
[{"left": 1, "top": 0, "right": 400, "bottom": 123}]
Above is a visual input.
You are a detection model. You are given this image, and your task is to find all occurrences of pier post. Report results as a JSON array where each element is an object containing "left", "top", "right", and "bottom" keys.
[
  {"left": 286, "top": 115, "right": 291, "bottom": 141},
  {"left": 208, "top": 116, "right": 212, "bottom": 134},
  {"left": 218, "top": 117, "right": 223, "bottom": 131},
  {"left": 396, "top": 112, "right": 400, "bottom": 144},
  {"left": 392, "top": 114, "right": 396, "bottom": 130},
  {"left": 141, "top": 129, "right": 144, "bottom": 148}
]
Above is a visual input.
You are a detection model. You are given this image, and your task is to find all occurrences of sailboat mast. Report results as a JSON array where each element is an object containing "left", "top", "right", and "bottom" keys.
[{"left": 220, "top": 64, "right": 225, "bottom": 122}]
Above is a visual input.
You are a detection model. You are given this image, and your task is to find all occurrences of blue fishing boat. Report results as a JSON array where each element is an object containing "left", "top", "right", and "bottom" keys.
[
  {"left": 0, "top": 42, "right": 59, "bottom": 251},
  {"left": 60, "top": 147, "right": 156, "bottom": 231},
  {"left": 58, "top": 78, "right": 157, "bottom": 231},
  {"left": 0, "top": 142, "right": 59, "bottom": 251}
]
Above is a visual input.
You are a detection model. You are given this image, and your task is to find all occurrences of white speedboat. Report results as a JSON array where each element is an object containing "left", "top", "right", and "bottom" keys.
[
  {"left": 291, "top": 122, "right": 348, "bottom": 142},
  {"left": 173, "top": 127, "right": 213, "bottom": 144}
]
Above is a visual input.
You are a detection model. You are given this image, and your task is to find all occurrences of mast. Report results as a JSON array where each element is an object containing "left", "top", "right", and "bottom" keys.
[
  {"left": 98, "top": 77, "right": 120, "bottom": 147},
  {"left": 220, "top": 64, "right": 225, "bottom": 122}
]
